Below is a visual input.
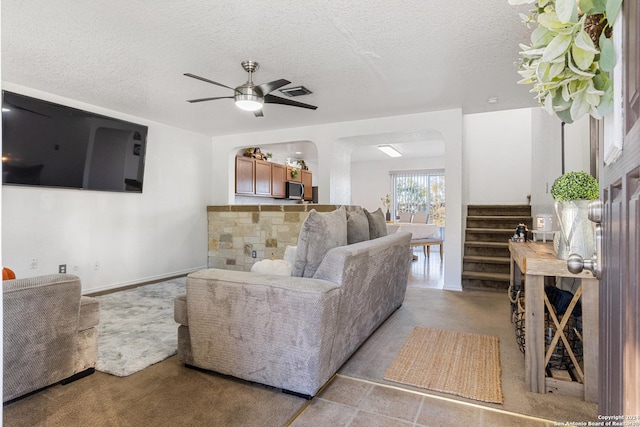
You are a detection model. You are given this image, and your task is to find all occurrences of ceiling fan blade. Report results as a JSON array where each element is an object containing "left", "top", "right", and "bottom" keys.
[
  {"left": 253, "top": 110, "right": 264, "bottom": 118},
  {"left": 254, "top": 79, "right": 291, "bottom": 97},
  {"left": 184, "top": 73, "right": 239, "bottom": 93},
  {"left": 264, "top": 94, "right": 317, "bottom": 110},
  {"left": 186, "top": 96, "right": 234, "bottom": 103}
]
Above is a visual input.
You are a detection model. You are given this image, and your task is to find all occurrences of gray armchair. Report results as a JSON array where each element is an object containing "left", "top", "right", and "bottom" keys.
[{"left": 3, "top": 274, "right": 99, "bottom": 402}]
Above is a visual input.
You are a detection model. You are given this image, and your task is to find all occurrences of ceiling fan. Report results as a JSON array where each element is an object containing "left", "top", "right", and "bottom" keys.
[{"left": 184, "top": 61, "right": 317, "bottom": 117}]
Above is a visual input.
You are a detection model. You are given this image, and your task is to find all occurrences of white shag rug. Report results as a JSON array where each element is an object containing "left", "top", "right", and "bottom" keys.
[{"left": 94, "top": 277, "right": 186, "bottom": 377}]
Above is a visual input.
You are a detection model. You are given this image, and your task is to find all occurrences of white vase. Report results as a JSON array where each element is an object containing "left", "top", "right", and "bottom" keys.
[{"left": 554, "top": 200, "right": 595, "bottom": 260}]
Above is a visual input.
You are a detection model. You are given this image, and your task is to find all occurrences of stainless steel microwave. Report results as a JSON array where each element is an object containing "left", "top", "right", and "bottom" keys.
[{"left": 286, "top": 181, "right": 304, "bottom": 199}]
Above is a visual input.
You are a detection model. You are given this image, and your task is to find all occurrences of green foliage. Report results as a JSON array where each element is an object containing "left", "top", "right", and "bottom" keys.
[
  {"left": 508, "top": 0, "right": 621, "bottom": 123},
  {"left": 550, "top": 171, "right": 599, "bottom": 200},
  {"left": 394, "top": 176, "right": 446, "bottom": 226}
]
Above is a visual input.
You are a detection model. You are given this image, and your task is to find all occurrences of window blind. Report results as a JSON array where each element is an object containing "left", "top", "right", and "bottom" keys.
[{"left": 389, "top": 169, "right": 445, "bottom": 226}]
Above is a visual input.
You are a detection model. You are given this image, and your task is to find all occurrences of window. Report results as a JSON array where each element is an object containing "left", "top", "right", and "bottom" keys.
[{"left": 390, "top": 169, "right": 445, "bottom": 226}]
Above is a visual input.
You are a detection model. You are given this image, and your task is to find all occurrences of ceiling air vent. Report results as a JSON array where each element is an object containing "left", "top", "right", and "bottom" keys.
[{"left": 279, "top": 86, "right": 312, "bottom": 97}]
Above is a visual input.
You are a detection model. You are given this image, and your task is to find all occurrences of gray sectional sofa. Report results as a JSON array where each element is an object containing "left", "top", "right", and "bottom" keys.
[{"left": 174, "top": 206, "right": 412, "bottom": 397}]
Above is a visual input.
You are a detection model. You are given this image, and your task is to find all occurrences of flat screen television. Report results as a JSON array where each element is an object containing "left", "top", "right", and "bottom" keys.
[{"left": 2, "top": 90, "right": 148, "bottom": 192}]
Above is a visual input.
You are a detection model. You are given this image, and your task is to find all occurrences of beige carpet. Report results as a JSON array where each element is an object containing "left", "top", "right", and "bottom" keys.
[
  {"left": 2, "top": 355, "right": 307, "bottom": 427},
  {"left": 384, "top": 326, "right": 503, "bottom": 404}
]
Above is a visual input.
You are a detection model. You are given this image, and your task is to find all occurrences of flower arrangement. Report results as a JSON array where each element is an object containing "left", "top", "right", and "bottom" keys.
[
  {"left": 551, "top": 171, "right": 599, "bottom": 201},
  {"left": 508, "top": 0, "right": 622, "bottom": 123},
  {"left": 290, "top": 168, "right": 299, "bottom": 179},
  {"left": 381, "top": 194, "right": 392, "bottom": 210}
]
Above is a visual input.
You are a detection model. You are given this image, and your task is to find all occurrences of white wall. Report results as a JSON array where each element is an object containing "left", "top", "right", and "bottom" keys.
[
  {"left": 1, "top": 85, "right": 212, "bottom": 293},
  {"left": 530, "top": 109, "right": 590, "bottom": 221},
  {"left": 351, "top": 156, "right": 445, "bottom": 212},
  {"left": 563, "top": 115, "right": 591, "bottom": 174},
  {"left": 463, "top": 109, "right": 533, "bottom": 205}
]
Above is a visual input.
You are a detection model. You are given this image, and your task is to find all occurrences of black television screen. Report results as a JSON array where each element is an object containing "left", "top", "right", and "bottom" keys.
[{"left": 2, "top": 90, "right": 148, "bottom": 192}]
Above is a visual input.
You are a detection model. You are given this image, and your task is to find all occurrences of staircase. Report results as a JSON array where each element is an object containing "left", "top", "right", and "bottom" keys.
[{"left": 462, "top": 205, "right": 533, "bottom": 290}]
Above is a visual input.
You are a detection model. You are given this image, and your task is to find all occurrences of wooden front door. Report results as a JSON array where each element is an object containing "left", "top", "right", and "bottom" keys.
[{"left": 599, "top": 0, "right": 640, "bottom": 415}]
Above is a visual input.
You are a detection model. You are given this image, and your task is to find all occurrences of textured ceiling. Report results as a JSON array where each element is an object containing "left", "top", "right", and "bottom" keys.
[{"left": 2, "top": 0, "right": 537, "bottom": 156}]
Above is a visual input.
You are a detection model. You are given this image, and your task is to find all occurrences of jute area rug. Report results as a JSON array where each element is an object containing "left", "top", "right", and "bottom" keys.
[
  {"left": 94, "top": 277, "right": 186, "bottom": 377},
  {"left": 384, "top": 326, "right": 504, "bottom": 404}
]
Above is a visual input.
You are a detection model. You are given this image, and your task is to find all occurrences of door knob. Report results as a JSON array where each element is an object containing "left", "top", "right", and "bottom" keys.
[
  {"left": 567, "top": 223, "right": 602, "bottom": 279},
  {"left": 587, "top": 200, "right": 603, "bottom": 223}
]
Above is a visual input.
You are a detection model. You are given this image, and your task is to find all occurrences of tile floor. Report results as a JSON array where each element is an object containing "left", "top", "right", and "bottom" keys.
[
  {"left": 289, "top": 375, "right": 556, "bottom": 427},
  {"left": 289, "top": 248, "right": 559, "bottom": 427}
]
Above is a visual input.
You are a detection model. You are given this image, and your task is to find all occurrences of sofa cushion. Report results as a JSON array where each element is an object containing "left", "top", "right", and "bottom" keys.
[
  {"left": 346, "top": 208, "right": 370, "bottom": 244},
  {"left": 365, "top": 208, "right": 388, "bottom": 239},
  {"left": 292, "top": 206, "right": 347, "bottom": 278}
]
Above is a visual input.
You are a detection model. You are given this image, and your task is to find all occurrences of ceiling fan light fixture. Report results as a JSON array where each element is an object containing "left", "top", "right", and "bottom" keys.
[
  {"left": 235, "top": 95, "right": 264, "bottom": 112},
  {"left": 378, "top": 144, "right": 402, "bottom": 158},
  {"left": 184, "top": 61, "right": 317, "bottom": 115}
]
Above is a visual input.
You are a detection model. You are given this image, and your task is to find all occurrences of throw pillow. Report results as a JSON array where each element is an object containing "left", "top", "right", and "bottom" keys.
[
  {"left": 292, "top": 206, "right": 347, "bottom": 278},
  {"left": 2, "top": 267, "right": 16, "bottom": 281},
  {"left": 283, "top": 245, "right": 297, "bottom": 265},
  {"left": 364, "top": 208, "right": 388, "bottom": 239},
  {"left": 346, "top": 208, "right": 370, "bottom": 244},
  {"left": 251, "top": 259, "right": 293, "bottom": 276}
]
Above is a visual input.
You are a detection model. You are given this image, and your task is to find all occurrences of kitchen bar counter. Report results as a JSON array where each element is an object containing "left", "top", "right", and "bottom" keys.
[{"left": 207, "top": 204, "right": 357, "bottom": 271}]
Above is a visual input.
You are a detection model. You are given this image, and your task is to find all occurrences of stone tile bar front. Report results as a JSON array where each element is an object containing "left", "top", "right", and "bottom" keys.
[{"left": 207, "top": 204, "right": 357, "bottom": 271}]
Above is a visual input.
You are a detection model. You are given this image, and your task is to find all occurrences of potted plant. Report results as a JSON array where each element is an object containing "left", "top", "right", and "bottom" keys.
[
  {"left": 508, "top": 0, "right": 622, "bottom": 123},
  {"left": 265, "top": 152, "right": 273, "bottom": 162},
  {"left": 550, "top": 171, "right": 599, "bottom": 259}
]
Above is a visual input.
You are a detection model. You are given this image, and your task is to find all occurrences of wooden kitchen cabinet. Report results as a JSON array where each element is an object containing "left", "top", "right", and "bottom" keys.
[
  {"left": 271, "top": 163, "right": 286, "bottom": 198},
  {"left": 236, "top": 156, "right": 312, "bottom": 199},
  {"left": 254, "top": 159, "right": 272, "bottom": 196},
  {"left": 286, "top": 166, "right": 302, "bottom": 183},
  {"left": 235, "top": 156, "right": 254, "bottom": 194},
  {"left": 301, "top": 169, "right": 312, "bottom": 201}
]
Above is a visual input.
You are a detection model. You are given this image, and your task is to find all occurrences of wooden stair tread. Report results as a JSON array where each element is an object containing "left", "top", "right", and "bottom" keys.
[
  {"left": 463, "top": 255, "right": 510, "bottom": 264},
  {"left": 466, "top": 228, "right": 516, "bottom": 233},
  {"left": 467, "top": 215, "right": 533, "bottom": 220},
  {"left": 461, "top": 271, "right": 510, "bottom": 281},
  {"left": 464, "top": 241, "right": 509, "bottom": 247},
  {"left": 467, "top": 204, "right": 531, "bottom": 208},
  {"left": 463, "top": 204, "right": 531, "bottom": 290}
]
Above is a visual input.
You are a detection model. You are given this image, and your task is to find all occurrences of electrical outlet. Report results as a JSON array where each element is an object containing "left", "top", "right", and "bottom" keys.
[
  {"left": 59, "top": 264, "right": 66, "bottom": 274},
  {"left": 251, "top": 251, "right": 257, "bottom": 258},
  {"left": 94, "top": 261, "right": 100, "bottom": 271},
  {"left": 30, "top": 258, "right": 38, "bottom": 269}
]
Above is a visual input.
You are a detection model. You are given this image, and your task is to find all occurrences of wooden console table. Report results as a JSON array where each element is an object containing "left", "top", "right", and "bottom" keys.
[{"left": 508, "top": 241, "right": 599, "bottom": 403}]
